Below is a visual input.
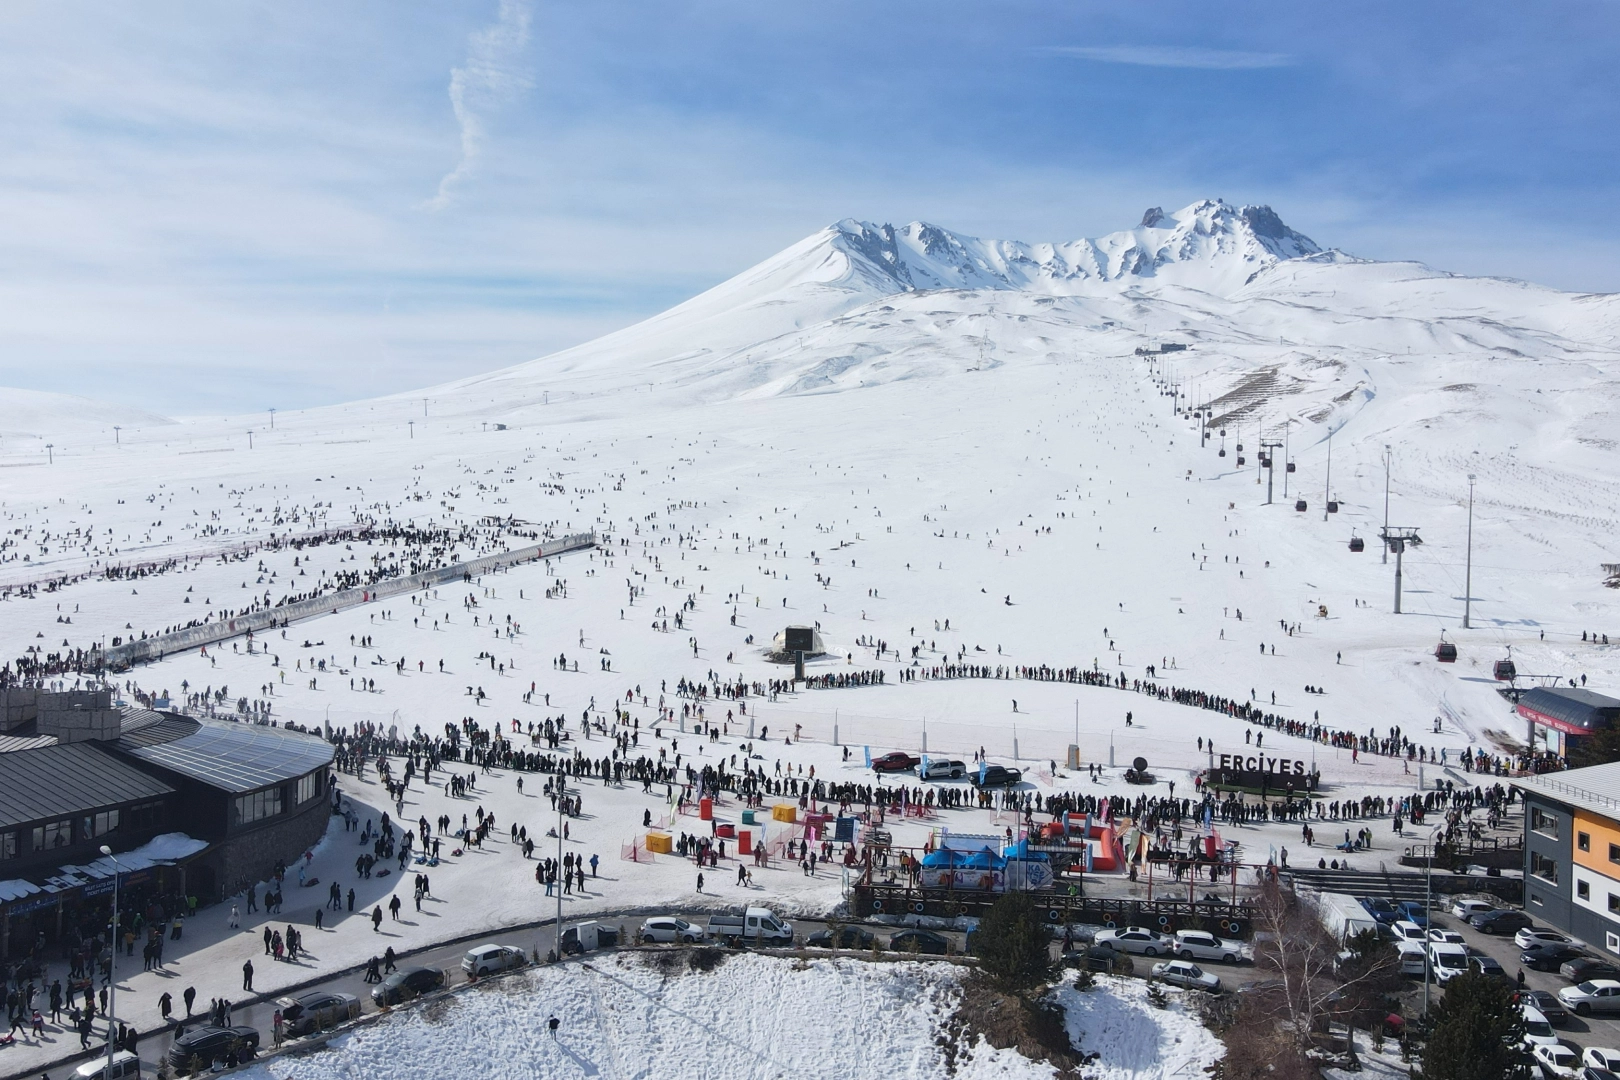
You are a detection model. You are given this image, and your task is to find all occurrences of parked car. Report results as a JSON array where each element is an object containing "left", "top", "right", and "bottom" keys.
[
  {"left": 1062, "top": 943, "right": 1127, "bottom": 973},
  {"left": 917, "top": 759, "right": 966, "bottom": 780},
  {"left": 1523, "top": 1007, "right": 1562, "bottom": 1047},
  {"left": 1390, "top": 920, "right": 1427, "bottom": 944},
  {"left": 1093, "top": 926, "right": 1174, "bottom": 956},
  {"left": 1359, "top": 897, "right": 1400, "bottom": 925},
  {"left": 807, "top": 927, "right": 876, "bottom": 950},
  {"left": 1582, "top": 1069, "right": 1620, "bottom": 1080},
  {"left": 1583, "top": 1049, "right": 1620, "bottom": 1071},
  {"left": 1559, "top": 980, "right": 1620, "bottom": 1017},
  {"left": 272, "top": 992, "right": 361, "bottom": 1037},
  {"left": 871, "top": 752, "right": 921, "bottom": 773},
  {"left": 1535, "top": 1043, "right": 1582, "bottom": 1079},
  {"left": 1563, "top": 958, "right": 1620, "bottom": 983},
  {"left": 1151, "top": 960, "right": 1221, "bottom": 993},
  {"left": 1451, "top": 898, "right": 1496, "bottom": 920},
  {"left": 1472, "top": 909, "right": 1534, "bottom": 935},
  {"left": 890, "top": 929, "right": 950, "bottom": 955},
  {"left": 1520, "top": 990, "right": 1569, "bottom": 1025},
  {"left": 167, "top": 1026, "right": 260, "bottom": 1070},
  {"left": 640, "top": 917, "right": 703, "bottom": 944},
  {"left": 1396, "top": 901, "right": 1430, "bottom": 927},
  {"left": 1172, "top": 929, "right": 1244, "bottom": 963},
  {"left": 1428, "top": 943, "right": 1469, "bottom": 984},
  {"left": 970, "top": 764, "right": 1023, "bottom": 788},
  {"left": 371, "top": 966, "right": 445, "bottom": 1007},
  {"left": 74, "top": 1051, "right": 142, "bottom": 1080},
  {"left": 1519, "top": 928, "right": 1575, "bottom": 951},
  {"left": 1428, "top": 928, "right": 1466, "bottom": 945},
  {"left": 1470, "top": 955, "right": 1508, "bottom": 980},
  {"left": 1523, "top": 943, "right": 1587, "bottom": 972},
  {"left": 462, "top": 944, "right": 526, "bottom": 976}
]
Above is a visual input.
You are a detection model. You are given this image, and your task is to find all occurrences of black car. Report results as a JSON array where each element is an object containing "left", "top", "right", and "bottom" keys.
[
  {"left": 1519, "top": 942, "right": 1585, "bottom": 972},
  {"left": 274, "top": 991, "right": 362, "bottom": 1036},
  {"left": 167, "top": 1025, "right": 260, "bottom": 1070},
  {"left": 371, "top": 966, "right": 446, "bottom": 1006},
  {"left": 1471, "top": 909, "right": 1533, "bottom": 935},
  {"left": 1517, "top": 989, "right": 1569, "bottom": 1024},
  {"left": 1562, "top": 957, "right": 1620, "bottom": 983},
  {"left": 806, "top": 927, "right": 876, "bottom": 950},
  {"left": 889, "top": 929, "right": 949, "bottom": 955},
  {"left": 1062, "top": 943, "right": 1129, "bottom": 973},
  {"left": 970, "top": 764, "right": 1023, "bottom": 788}
]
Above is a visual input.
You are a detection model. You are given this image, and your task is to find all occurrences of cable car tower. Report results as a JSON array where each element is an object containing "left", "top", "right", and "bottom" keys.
[{"left": 1379, "top": 526, "right": 1423, "bottom": 613}]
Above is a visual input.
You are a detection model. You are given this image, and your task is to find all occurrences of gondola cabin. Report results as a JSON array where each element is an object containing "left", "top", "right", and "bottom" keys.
[
  {"left": 1349, "top": 536, "right": 1365, "bottom": 552},
  {"left": 1294, "top": 500, "right": 1308, "bottom": 512},
  {"left": 1493, "top": 659, "right": 1517, "bottom": 681},
  {"left": 1435, "top": 642, "right": 1458, "bottom": 663},
  {"left": 1327, "top": 501, "right": 1340, "bottom": 514}
]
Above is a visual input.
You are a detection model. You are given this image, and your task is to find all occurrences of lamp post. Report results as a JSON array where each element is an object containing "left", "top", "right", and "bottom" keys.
[
  {"left": 555, "top": 776, "right": 566, "bottom": 960},
  {"left": 1423, "top": 825, "right": 1441, "bottom": 1017},
  {"left": 46, "top": 443, "right": 54, "bottom": 465},
  {"left": 1464, "top": 475, "right": 1476, "bottom": 629},
  {"left": 99, "top": 844, "right": 120, "bottom": 1074},
  {"left": 114, "top": 426, "right": 121, "bottom": 446}
]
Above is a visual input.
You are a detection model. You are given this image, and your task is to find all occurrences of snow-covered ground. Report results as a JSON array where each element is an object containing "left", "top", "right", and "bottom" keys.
[
  {"left": 1, "top": 197, "right": 1617, "bottom": 1075},
  {"left": 233, "top": 957, "right": 1219, "bottom": 1080}
]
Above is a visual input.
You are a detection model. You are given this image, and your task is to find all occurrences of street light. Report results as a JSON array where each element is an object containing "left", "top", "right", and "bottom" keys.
[
  {"left": 1423, "top": 824, "right": 1441, "bottom": 1018},
  {"left": 555, "top": 777, "right": 566, "bottom": 959},
  {"left": 99, "top": 844, "right": 120, "bottom": 1075}
]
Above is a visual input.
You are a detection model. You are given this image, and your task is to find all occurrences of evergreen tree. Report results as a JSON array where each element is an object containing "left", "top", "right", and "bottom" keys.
[
  {"left": 973, "top": 891, "right": 1053, "bottom": 989},
  {"left": 1420, "top": 971, "right": 1525, "bottom": 1080}
]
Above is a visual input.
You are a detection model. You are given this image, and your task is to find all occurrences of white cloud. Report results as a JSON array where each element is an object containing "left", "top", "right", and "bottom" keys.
[
  {"left": 1043, "top": 45, "right": 1293, "bottom": 70},
  {"left": 426, "top": 0, "right": 533, "bottom": 210}
]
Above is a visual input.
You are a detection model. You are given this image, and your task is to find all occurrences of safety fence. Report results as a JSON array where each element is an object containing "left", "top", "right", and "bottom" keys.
[{"left": 100, "top": 532, "right": 596, "bottom": 669}]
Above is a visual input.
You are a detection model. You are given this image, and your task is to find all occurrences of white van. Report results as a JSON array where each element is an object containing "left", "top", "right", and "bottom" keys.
[
  {"left": 1429, "top": 943, "right": 1469, "bottom": 984},
  {"left": 75, "top": 1051, "right": 142, "bottom": 1080},
  {"left": 1397, "top": 943, "right": 1427, "bottom": 976}
]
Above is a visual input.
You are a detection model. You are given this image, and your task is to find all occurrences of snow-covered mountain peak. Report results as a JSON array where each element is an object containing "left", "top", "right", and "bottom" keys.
[{"left": 822, "top": 198, "right": 1321, "bottom": 298}]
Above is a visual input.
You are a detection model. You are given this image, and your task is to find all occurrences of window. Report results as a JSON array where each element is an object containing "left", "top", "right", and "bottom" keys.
[
  {"left": 80, "top": 809, "right": 120, "bottom": 839},
  {"left": 1610, "top": 842, "right": 1620, "bottom": 865},
  {"left": 1531, "top": 807, "right": 1560, "bottom": 838},
  {"left": 294, "top": 769, "right": 324, "bottom": 805},
  {"left": 1580, "top": 880, "right": 1592, "bottom": 900},
  {"left": 128, "top": 800, "right": 163, "bottom": 831},
  {"left": 1580, "top": 832, "right": 1592, "bottom": 852},
  {"left": 234, "top": 786, "right": 284, "bottom": 826},
  {"left": 1608, "top": 932, "right": 1619, "bottom": 954},
  {"left": 1531, "top": 851, "right": 1559, "bottom": 884},
  {"left": 1611, "top": 894, "right": 1620, "bottom": 915},
  {"left": 31, "top": 819, "right": 72, "bottom": 851},
  {"left": 1531, "top": 892, "right": 1545, "bottom": 906},
  {"left": 0, "top": 831, "right": 15, "bottom": 860}
]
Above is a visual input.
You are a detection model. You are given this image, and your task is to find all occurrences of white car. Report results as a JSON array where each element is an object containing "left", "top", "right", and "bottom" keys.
[
  {"left": 1558, "top": 979, "right": 1620, "bottom": 1017},
  {"left": 461, "top": 943, "right": 526, "bottom": 977},
  {"left": 1450, "top": 899, "right": 1496, "bottom": 920},
  {"left": 1092, "top": 926, "right": 1173, "bottom": 956},
  {"left": 1427, "top": 928, "right": 1465, "bottom": 945},
  {"left": 1172, "top": 930, "right": 1244, "bottom": 963},
  {"left": 1517, "top": 928, "right": 1574, "bottom": 951},
  {"left": 1532, "top": 1043, "right": 1580, "bottom": 1079},
  {"left": 1391, "top": 920, "right": 1427, "bottom": 944},
  {"left": 1428, "top": 943, "right": 1469, "bottom": 984},
  {"left": 1522, "top": 1006, "right": 1561, "bottom": 1047},
  {"left": 641, "top": 916, "right": 704, "bottom": 944},
  {"left": 917, "top": 759, "right": 966, "bottom": 780},
  {"left": 1151, "top": 960, "right": 1222, "bottom": 993},
  {"left": 1583, "top": 1049, "right": 1620, "bottom": 1071}
]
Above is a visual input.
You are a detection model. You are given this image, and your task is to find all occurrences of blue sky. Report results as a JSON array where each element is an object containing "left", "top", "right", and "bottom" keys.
[{"left": 0, "top": 0, "right": 1615, "bottom": 413}]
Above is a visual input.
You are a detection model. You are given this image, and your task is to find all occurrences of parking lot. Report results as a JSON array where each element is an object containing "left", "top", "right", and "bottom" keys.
[{"left": 1408, "top": 903, "right": 1620, "bottom": 1059}]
